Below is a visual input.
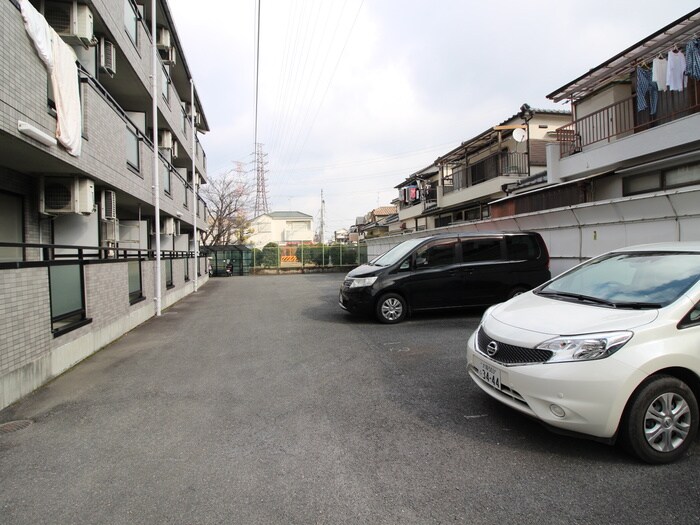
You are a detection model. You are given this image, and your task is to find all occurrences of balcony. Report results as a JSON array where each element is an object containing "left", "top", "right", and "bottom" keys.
[{"left": 556, "top": 87, "right": 700, "bottom": 159}]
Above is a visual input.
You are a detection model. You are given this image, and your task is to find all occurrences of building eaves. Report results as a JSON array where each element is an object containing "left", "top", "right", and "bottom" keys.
[
  {"left": 434, "top": 108, "right": 571, "bottom": 166},
  {"left": 547, "top": 8, "right": 700, "bottom": 103}
]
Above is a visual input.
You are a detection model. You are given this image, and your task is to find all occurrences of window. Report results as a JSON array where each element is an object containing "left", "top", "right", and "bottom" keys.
[
  {"left": 623, "top": 172, "right": 662, "bottom": 195},
  {"left": 124, "top": 0, "right": 139, "bottom": 47},
  {"left": 164, "top": 259, "right": 173, "bottom": 288},
  {"left": 128, "top": 260, "right": 143, "bottom": 303},
  {"left": 666, "top": 164, "right": 700, "bottom": 188},
  {"left": 162, "top": 158, "right": 171, "bottom": 195},
  {"left": 183, "top": 179, "right": 189, "bottom": 208},
  {"left": 49, "top": 264, "right": 90, "bottom": 335},
  {"left": 506, "top": 235, "right": 539, "bottom": 261},
  {"left": 623, "top": 163, "right": 700, "bottom": 196},
  {"left": 434, "top": 215, "right": 451, "bottom": 228},
  {"left": 161, "top": 66, "right": 170, "bottom": 103},
  {"left": 184, "top": 257, "right": 190, "bottom": 281},
  {"left": 0, "top": 191, "right": 23, "bottom": 262},
  {"left": 126, "top": 126, "right": 140, "bottom": 171},
  {"left": 461, "top": 238, "right": 501, "bottom": 262},
  {"left": 415, "top": 238, "right": 459, "bottom": 269}
]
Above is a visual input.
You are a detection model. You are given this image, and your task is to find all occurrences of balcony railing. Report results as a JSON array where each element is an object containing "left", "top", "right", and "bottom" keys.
[
  {"left": 443, "top": 151, "right": 528, "bottom": 194},
  {"left": 398, "top": 187, "right": 437, "bottom": 210},
  {"left": 556, "top": 87, "right": 700, "bottom": 159}
]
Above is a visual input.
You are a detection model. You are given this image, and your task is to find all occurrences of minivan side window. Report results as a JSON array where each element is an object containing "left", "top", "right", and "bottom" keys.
[
  {"left": 506, "top": 236, "right": 539, "bottom": 260},
  {"left": 415, "top": 239, "right": 458, "bottom": 269},
  {"left": 461, "top": 238, "right": 501, "bottom": 262}
]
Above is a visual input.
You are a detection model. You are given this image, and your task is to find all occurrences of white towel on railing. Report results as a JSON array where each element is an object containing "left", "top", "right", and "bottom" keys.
[
  {"left": 50, "top": 31, "right": 82, "bottom": 156},
  {"left": 19, "top": 0, "right": 82, "bottom": 156},
  {"left": 19, "top": 0, "right": 53, "bottom": 71}
]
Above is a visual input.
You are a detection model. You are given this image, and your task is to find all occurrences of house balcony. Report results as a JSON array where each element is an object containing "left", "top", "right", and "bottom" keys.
[
  {"left": 397, "top": 188, "right": 437, "bottom": 220},
  {"left": 439, "top": 151, "right": 528, "bottom": 209},
  {"left": 553, "top": 90, "right": 700, "bottom": 182}
]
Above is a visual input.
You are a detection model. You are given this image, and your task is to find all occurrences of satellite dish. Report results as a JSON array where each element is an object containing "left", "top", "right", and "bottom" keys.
[{"left": 512, "top": 128, "right": 526, "bottom": 143}]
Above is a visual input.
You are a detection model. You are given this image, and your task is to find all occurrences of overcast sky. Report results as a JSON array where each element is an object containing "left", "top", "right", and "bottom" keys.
[{"left": 167, "top": 0, "right": 699, "bottom": 238}]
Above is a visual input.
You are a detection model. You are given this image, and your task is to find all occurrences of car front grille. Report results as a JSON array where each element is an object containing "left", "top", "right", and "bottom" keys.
[{"left": 476, "top": 326, "right": 552, "bottom": 365}]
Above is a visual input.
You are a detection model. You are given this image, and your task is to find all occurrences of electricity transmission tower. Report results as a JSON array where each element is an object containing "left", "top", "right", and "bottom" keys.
[{"left": 252, "top": 142, "right": 269, "bottom": 218}]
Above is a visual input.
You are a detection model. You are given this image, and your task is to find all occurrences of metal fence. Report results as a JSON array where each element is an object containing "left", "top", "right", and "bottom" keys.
[{"left": 249, "top": 242, "right": 368, "bottom": 272}]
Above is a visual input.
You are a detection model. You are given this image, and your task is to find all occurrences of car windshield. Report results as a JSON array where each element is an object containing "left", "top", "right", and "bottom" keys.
[
  {"left": 370, "top": 238, "right": 427, "bottom": 267},
  {"left": 537, "top": 252, "right": 700, "bottom": 308}
]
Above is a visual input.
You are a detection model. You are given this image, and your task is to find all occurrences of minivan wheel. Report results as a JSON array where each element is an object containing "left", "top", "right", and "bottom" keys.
[
  {"left": 376, "top": 293, "right": 407, "bottom": 324},
  {"left": 621, "top": 375, "right": 698, "bottom": 464}
]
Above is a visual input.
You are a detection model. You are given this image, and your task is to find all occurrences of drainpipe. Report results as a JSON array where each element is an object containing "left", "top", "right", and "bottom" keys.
[
  {"left": 191, "top": 79, "right": 198, "bottom": 292},
  {"left": 151, "top": 0, "right": 162, "bottom": 316}
]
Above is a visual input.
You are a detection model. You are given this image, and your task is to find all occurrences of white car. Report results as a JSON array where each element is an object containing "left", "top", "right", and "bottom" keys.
[{"left": 466, "top": 242, "right": 700, "bottom": 464}]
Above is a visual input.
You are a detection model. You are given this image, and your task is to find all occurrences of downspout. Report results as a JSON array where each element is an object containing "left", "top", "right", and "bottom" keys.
[
  {"left": 151, "top": 0, "right": 162, "bottom": 316},
  {"left": 191, "top": 79, "right": 198, "bottom": 291}
]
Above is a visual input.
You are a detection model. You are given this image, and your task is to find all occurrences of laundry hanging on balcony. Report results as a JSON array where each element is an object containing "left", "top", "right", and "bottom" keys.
[
  {"left": 652, "top": 57, "right": 667, "bottom": 91},
  {"left": 636, "top": 66, "right": 658, "bottom": 115},
  {"left": 686, "top": 39, "right": 700, "bottom": 81},
  {"left": 666, "top": 48, "right": 687, "bottom": 92},
  {"left": 19, "top": 0, "right": 82, "bottom": 156}
]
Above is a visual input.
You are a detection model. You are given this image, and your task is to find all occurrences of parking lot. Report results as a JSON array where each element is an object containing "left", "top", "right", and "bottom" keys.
[{"left": 1, "top": 273, "right": 699, "bottom": 524}]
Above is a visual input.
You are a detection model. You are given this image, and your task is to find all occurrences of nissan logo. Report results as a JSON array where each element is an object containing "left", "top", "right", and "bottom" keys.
[{"left": 486, "top": 341, "right": 499, "bottom": 357}]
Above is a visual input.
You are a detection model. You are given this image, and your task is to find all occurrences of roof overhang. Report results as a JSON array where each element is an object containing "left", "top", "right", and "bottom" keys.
[{"left": 548, "top": 8, "right": 700, "bottom": 103}]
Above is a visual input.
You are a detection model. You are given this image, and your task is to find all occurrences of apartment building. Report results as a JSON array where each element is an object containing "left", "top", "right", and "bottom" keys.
[{"left": 0, "top": 0, "right": 210, "bottom": 409}]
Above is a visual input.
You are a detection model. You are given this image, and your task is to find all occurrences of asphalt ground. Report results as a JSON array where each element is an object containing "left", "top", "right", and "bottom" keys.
[{"left": 1, "top": 273, "right": 699, "bottom": 524}]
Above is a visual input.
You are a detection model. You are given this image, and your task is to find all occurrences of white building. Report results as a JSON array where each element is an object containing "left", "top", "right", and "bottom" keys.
[{"left": 249, "top": 211, "right": 314, "bottom": 248}]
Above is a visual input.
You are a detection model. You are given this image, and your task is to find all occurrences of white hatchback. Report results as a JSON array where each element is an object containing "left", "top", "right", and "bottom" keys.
[{"left": 466, "top": 242, "right": 700, "bottom": 464}]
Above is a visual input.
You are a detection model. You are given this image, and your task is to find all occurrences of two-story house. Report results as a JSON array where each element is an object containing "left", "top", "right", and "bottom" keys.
[
  {"left": 394, "top": 108, "right": 571, "bottom": 232},
  {"left": 0, "top": 0, "right": 209, "bottom": 410}
]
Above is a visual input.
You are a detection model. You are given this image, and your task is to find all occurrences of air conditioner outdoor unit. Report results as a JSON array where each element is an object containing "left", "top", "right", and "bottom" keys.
[
  {"left": 99, "top": 38, "right": 116, "bottom": 77},
  {"left": 40, "top": 176, "right": 95, "bottom": 215},
  {"left": 162, "top": 217, "right": 175, "bottom": 235},
  {"left": 101, "top": 218, "right": 120, "bottom": 244},
  {"left": 159, "top": 46, "right": 176, "bottom": 66},
  {"left": 43, "top": 1, "right": 94, "bottom": 48},
  {"left": 158, "top": 129, "right": 173, "bottom": 149},
  {"left": 101, "top": 190, "right": 117, "bottom": 220},
  {"left": 156, "top": 27, "right": 171, "bottom": 49}
]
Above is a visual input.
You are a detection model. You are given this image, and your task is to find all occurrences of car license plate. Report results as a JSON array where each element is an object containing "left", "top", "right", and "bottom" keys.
[{"left": 477, "top": 360, "right": 501, "bottom": 390}]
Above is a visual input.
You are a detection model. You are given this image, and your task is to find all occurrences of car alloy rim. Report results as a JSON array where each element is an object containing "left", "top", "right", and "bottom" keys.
[
  {"left": 382, "top": 298, "right": 403, "bottom": 321},
  {"left": 644, "top": 392, "right": 691, "bottom": 452}
]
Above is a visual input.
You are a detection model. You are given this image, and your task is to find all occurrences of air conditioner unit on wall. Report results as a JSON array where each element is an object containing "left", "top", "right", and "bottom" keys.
[
  {"left": 101, "top": 190, "right": 116, "bottom": 220},
  {"left": 159, "top": 46, "right": 176, "bottom": 66},
  {"left": 162, "top": 217, "right": 175, "bottom": 235},
  {"left": 42, "top": 1, "right": 95, "bottom": 48},
  {"left": 99, "top": 38, "right": 116, "bottom": 77},
  {"left": 158, "top": 129, "right": 173, "bottom": 149},
  {"left": 101, "top": 218, "right": 119, "bottom": 244},
  {"left": 157, "top": 27, "right": 171, "bottom": 49},
  {"left": 40, "top": 176, "right": 95, "bottom": 215}
]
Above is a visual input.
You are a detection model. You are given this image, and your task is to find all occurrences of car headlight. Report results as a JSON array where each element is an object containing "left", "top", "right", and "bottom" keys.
[
  {"left": 349, "top": 276, "right": 378, "bottom": 288},
  {"left": 538, "top": 331, "right": 633, "bottom": 363}
]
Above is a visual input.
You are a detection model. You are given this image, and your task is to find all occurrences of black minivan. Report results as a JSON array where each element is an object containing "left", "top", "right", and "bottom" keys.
[{"left": 339, "top": 232, "right": 550, "bottom": 323}]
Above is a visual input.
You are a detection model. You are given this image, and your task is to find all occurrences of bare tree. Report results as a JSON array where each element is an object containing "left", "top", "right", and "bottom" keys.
[{"left": 200, "top": 169, "right": 253, "bottom": 246}]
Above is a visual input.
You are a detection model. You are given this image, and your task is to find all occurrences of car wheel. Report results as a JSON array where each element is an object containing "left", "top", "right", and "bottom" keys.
[
  {"left": 507, "top": 286, "right": 528, "bottom": 299},
  {"left": 376, "top": 293, "right": 407, "bottom": 324},
  {"left": 621, "top": 375, "right": 699, "bottom": 464}
]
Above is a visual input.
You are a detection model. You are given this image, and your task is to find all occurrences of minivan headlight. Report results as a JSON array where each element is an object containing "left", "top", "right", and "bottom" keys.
[
  {"left": 538, "top": 331, "right": 633, "bottom": 363},
  {"left": 349, "top": 276, "right": 378, "bottom": 288}
]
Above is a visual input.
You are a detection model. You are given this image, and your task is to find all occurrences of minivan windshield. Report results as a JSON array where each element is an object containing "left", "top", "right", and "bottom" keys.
[
  {"left": 370, "top": 238, "right": 427, "bottom": 267},
  {"left": 537, "top": 252, "right": 700, "bottom": 308}
]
